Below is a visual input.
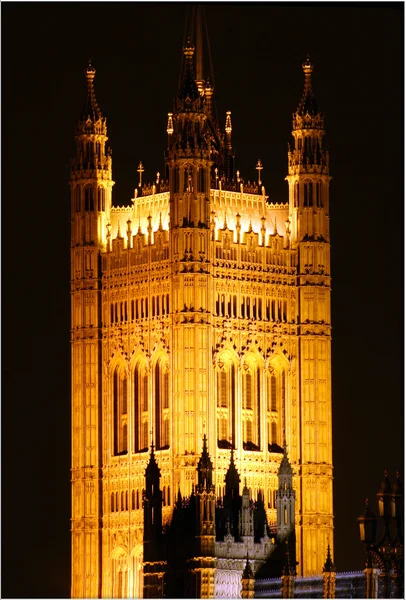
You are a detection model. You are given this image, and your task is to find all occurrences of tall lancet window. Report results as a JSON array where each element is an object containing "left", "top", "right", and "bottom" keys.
[
  {"left": 134, "top": 365, "right": 149, "bottom": 452},
  {"left": 216, "top": 362, "right": 235, "bottom": 448},
  {"left": 267, "top": 369, "right": 284, "bottom": 450},
  {"left": 242, "top": 364, "right": 260, "bottom": 451},
  {"left": 155, "top": 359, "right": 170, "bottom": 450},
  {"left": 85, "top": 185, "right": 94, "bottom": 212},
  {"left": 97, "top": 187, "right": 105, "bottom": 211},
  {"left": 113, "top": 367, "right": 128, "bottom": 455}
]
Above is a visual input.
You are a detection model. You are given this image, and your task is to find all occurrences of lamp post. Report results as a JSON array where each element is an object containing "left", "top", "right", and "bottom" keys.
[{"left": 358, "top": 472, "right": 404, "bottom": 599}]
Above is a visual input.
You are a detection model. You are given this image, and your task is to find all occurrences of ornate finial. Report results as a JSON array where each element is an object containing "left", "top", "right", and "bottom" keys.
[
  {"left": 167, "top": 113, "right": 174, "bottom": 135},
  {"left": 137, "top": 162, "right": 144, "bottom": 188},
  {"left": 273, "top": 217, "right": 278, "bottom": 236},
  {"left": 156, "top": 172, "right": 160, "bottom": 185},
  {"left": 236, "top": 170, "right": 241, "bottom": 183},
  {"left": 256, "top": 159, "right": 263, "bottom": 186},
  {"left": 117, "top": 220, "right": 122, "bottom": 238}
]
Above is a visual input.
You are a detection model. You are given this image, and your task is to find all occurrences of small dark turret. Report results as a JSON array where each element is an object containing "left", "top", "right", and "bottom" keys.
[
  {"left": 225, "top": 447, "right": 240, "bottom": 499},
  {"left": 143, "top": 442, "right": 163, "bottom": 561},
  {"left": 322, "top": 545, "right": 336, "bottom": 599},
  {"left": 197, "top": 433, "right": 213, "bottom": 491},
  {"left": 241, "top": 555, "right": 255, "bottom": 599}
]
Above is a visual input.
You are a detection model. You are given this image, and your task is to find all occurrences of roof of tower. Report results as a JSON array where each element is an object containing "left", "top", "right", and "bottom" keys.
[
  {"left": 296, "top": 55, "right": 318, "bottom": 117},
  {"left": 322, "top": 544, "right": 336, "bottom": 573},
  {"left": 278, "top": 442, "right": 293, "bottom": 477},
  {"left": 82, "top": 61, "right": 103, "bottom": 122}
]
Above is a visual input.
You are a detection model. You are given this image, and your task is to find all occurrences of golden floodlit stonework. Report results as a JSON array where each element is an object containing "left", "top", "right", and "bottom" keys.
[{"left": 70, "top": 39, "right": 333, "bottom": 598}]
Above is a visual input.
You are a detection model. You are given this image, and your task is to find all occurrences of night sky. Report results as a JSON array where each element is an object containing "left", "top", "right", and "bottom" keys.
[{"left": 2, "top": 2, "right": 403, "bottom": 598}]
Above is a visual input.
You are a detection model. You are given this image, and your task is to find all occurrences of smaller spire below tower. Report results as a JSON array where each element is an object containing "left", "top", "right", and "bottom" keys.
[
  {"left": 225, "top": 447, "right": 241, "bottom": 498},
  {"left": 278, "top": 442, "right": 293, "bottom": 477},
  {"left": 197, "top": 434, "right": 214, "bottom": 491},
  {"left": 323, "top": 544, "right": 335, "bottom": 573}
]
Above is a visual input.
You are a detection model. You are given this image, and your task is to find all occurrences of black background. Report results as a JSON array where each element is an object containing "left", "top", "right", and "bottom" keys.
[{"left": 2, "top": 2, "right": 403, "bottom": 597}]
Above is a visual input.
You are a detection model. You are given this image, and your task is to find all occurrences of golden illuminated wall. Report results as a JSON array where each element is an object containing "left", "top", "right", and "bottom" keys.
[{"left": 71, "top": 61, "right": 334, "bottom": 598}]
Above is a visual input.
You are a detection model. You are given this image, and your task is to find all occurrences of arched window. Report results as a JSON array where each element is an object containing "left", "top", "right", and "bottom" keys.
[
  {"left": 113, "top": 367, "right": 128, "bottom": 455},
  {"left": 268, "top": 369, "right": 284, "bottom": 450},
  {"left": 242, "top": 365, "right": 260, "bottom": 451},
  {"left": 85, "top": 186, "right": 94, "bottom": 212},
  {"left": 134, "top": 365, "right": 149, "bottom": 452},
  {"left": 155, "top": 360, "right": 170, "bottom": 450},
  {"left": 98, "top": 187, "right": 105, "bottom": 211},
  {"left": 216, "top": 362, "right": 235, "bottom": 448},
  {"left": 112, "top": 554, "right": 128, "bottom": 599}
]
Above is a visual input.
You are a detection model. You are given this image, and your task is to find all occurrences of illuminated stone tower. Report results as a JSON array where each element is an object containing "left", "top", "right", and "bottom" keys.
[
  {"left": 286, "top": 56, "right": 333, "bottom": 574},
  {"left": 70, "top": 18, "right": 333, "bottom": 599},
  {"left": 70, "top": 63, "right": 113, "bottom": 598}
]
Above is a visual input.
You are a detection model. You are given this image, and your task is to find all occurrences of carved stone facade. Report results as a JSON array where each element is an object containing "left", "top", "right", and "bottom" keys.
[{"left": 70, "top": 22, "right": 333, "bottom": 599}]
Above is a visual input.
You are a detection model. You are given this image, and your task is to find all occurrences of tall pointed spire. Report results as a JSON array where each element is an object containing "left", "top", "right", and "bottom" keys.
[
  {"left": 177, "top": 37, "right": 200, "bottom": 104},
  {"left": 82, "top": 61, "right": 103, "bottom": 122},
  {"left": 296, "top": 55, "right": 319, "bottom": 118},
  {"left": 197, "top": 433, "right": 214, "bottom": 491}
]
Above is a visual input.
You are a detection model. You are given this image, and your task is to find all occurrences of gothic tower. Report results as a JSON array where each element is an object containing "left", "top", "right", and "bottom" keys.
[
  {"left": 70, "top": 63, "right": 113, "bottom": 598},
  {"left": 70, "top": 14, "right": 334, "bottom": 597},
  {"left": 286, "top": 56, "right": 334, "bottom": 574}
]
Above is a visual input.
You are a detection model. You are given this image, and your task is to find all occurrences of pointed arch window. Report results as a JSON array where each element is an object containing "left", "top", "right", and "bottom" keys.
[
  {"left": 216, "top": 362, "right": 235, "bottom": 448},
  {"left": 85, "top": 186, "right": 94, "bottom": 212},
  {"left": 113, "top": 367, "right": 128, "bottom": 455},
  {"left": 242, "top": 365, "right": 260, "bottom": 451},
  {"left": 112, "top": 556, "right": 128, "bottom": 599},
  {"left": 304, "top": 182, "right": 313, "bottom": 207},
  {"left": 294, "top": 182, "right": 299, "bottom": 208},
  {"left": 155, "top": 359, "right": 170, "bottom": 450},
  {"left": 267, "top": 369, "right": 285, "bottom": 450},
  {"left": 134, "top": 365, "right": 149, "bottom": 452}
]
